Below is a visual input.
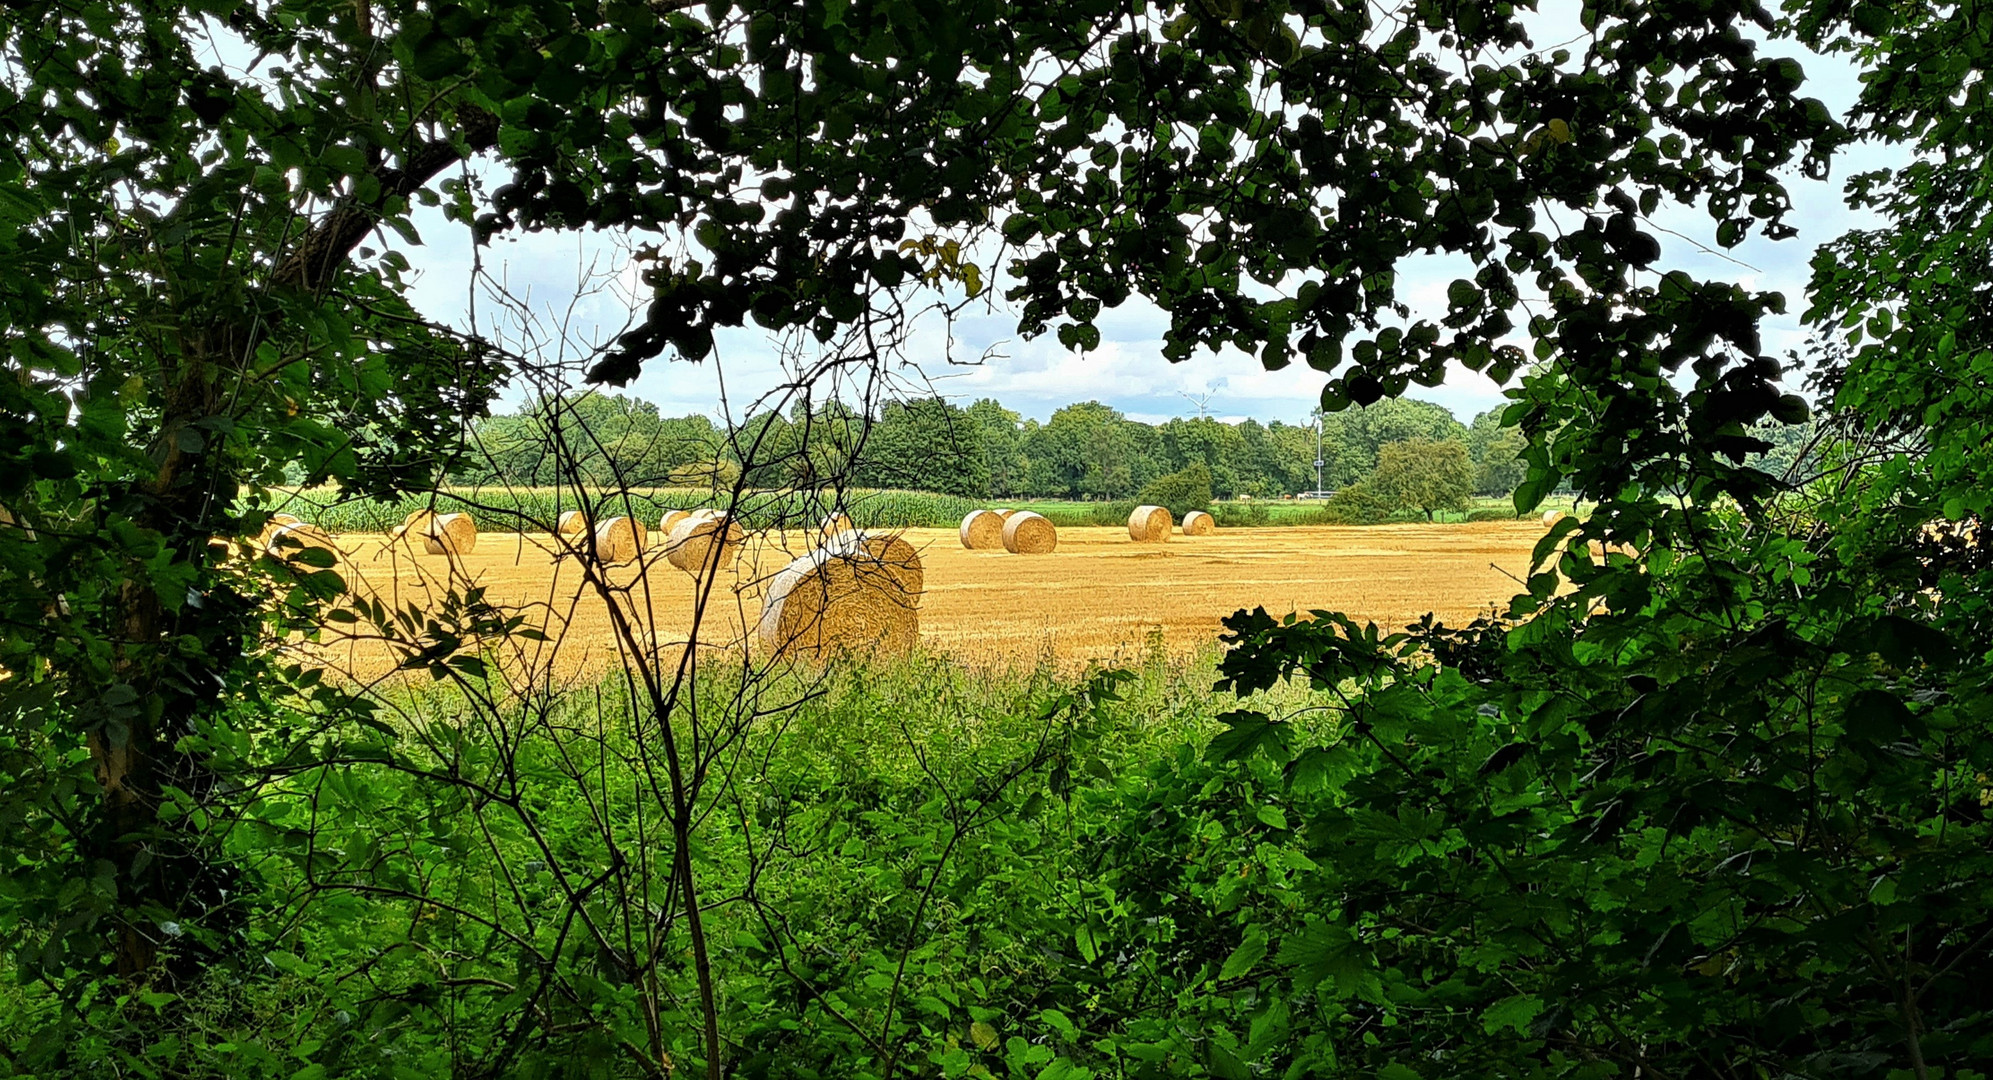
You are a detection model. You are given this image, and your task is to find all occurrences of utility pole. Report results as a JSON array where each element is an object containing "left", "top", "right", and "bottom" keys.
[{"left": 1314, "top": 412, "right": 1326, "bottom": 497}]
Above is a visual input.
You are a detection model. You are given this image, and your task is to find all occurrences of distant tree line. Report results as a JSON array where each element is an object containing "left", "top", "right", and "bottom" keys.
[{"left": 457, "top": 391, "right": 1813, "bottom": 504}]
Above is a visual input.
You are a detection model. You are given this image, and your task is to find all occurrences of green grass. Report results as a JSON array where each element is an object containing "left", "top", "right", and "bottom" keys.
[{"left": 1, "top": 643, "right": 1323, "bottom": 1078}]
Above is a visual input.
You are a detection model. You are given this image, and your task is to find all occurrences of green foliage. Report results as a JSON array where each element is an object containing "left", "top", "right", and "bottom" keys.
[
  {"left": 1019, "top": 401, "right": 1156, "bottom": 500},
  {"left": 1466, "top": 408, "right": 1530, "bottom": 496},
  {"left": 0, "top": 651, "right": 1275, "bottom": 1079},
  {"left": 967, "top": 399, "right": 1029, "bottom": 497},
  {"left": 1363, "top": 438, "right": 1476, "bottom": 521},
  {"left": 852, "top": 398, "right": 991, "bottom": 498},
  {"left": 0, "top": 0, "right": 1931, "bottom": 1073},
  {"left": 1127, "top": 532, "right": 1993, "bottom": 1077},
  {"left": 1208, "top": 501, "right": 1272, "bottom": 527},
  {"left": 458, "top": 393, "right": 1535, "bottom": 504},
  {"left": 1137, "top": 462, "right": 1215, "bottom": 518},
  {"left": 1158, "top": 418, "right": 1247, "bottom": 497},
  {"left": 1319, "top": 482, "right": 1399, "bottom": 525},
  {"left": 1316, "top": 399, "right": 1469, "bottom": 486},
  {"left": 460, "top": 394, "right": 725, "bottom": 488}
]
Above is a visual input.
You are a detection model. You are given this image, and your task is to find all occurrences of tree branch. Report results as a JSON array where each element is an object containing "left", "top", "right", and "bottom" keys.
[{"left": 272, "top": 105, "right": 500, "bottom": 293}]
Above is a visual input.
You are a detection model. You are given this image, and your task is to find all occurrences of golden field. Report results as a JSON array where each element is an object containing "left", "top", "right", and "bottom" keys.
[{"left": 303, "top": 522, "right": 1549, "bottom": 680}]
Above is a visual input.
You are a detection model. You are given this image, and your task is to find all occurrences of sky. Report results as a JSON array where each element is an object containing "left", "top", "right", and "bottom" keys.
[{"left": 394, "top": 15, "right": 1896, "bottom": 431}]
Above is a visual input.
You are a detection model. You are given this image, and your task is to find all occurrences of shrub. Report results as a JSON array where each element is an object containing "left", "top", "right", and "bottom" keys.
[
  {"left": 1136, "top": 463, "right": 1214, "bottom": 518},
  {"left": 1319, "top": 482, "right": 1396, "bottom": 524},
  {"left": 1088, "top": 500, "right": 1139, "bottom": 526},
  {"left": 1366, "top": 438, "right": 1474, "bottom": 521},
  {"left": 1466, "top": 507, "right": 1519, "bottom": 522},
  {"left": 1209, "top": 502, "right": 1271, "bottom": 527}
]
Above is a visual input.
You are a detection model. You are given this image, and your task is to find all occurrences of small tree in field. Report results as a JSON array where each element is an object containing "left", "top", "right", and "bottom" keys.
[
  {"left": 1366, "top": 439, "right": 1474, "bottom": 521},
  {"left": 1137, "top": 462, "right": 1214, "bottom": 518}
]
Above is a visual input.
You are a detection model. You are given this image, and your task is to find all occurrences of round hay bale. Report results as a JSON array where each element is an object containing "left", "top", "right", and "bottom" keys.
[
  {"left": 265, "top": 522, "right": 337, "bottom": 565},
  {"left": 391, "top": 508, "right": 437, "bottom": 542},
  {"left": 271, "top": 513, "right": 303, "bottom": 527},
  {"left": 1182, "top": 510, "right": 1216, "bottom": 535},
  {"left": 994, "top": 508, "right": 1015, "bottom": 519},
  {"left": 819, "top": 529, "right": 924, "bottom": 596},
  {"left": 1129, "top": 504, "right": 1173, "bottom": 542},
  {"left": 665, "top": 513, "right": 743, "bottom": 574},
  {"left": 594, "top": 516, "right": 648, "bottom": 565},
  {"left": 557, "top": 509, "right": 592, "bottom": 537},
  {"left": 659, "top": 508, "right": 691, "bottom": 536},
  {"left": 424, "top": 512, "right": 478, "bottom": 556},
  {"left": 756, "top": 541, "right": 920, "bottom": 661},
  {"left": 1541, "top": 509, "right": 1565, "bottom": 528},
  {"left": 820, "top": 512, "right": 853, "bottom": 538},
  {"left": 1002, "top": 511, "right": 1058, "bottom": 554},
  {"left": 959, "top": 509, "right": 1005, "bottom": 549}
]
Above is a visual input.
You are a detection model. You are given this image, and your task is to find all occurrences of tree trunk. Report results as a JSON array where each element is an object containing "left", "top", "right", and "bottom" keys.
[
  {"left": 93, "top": 341, "right": 247, "bottom": 978},
  {"left": 80, "top": 107, "right": 504, "bottom": 979}
]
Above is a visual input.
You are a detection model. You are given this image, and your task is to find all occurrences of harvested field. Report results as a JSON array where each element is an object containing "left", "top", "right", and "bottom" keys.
[{"left": 310, "top": 523, "right": 1547, "bottom": 679}]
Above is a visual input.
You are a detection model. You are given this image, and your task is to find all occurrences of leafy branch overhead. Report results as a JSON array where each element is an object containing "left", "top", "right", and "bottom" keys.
[{"left": 7, "top": 0, "right": 1987, "bottom": 1077}]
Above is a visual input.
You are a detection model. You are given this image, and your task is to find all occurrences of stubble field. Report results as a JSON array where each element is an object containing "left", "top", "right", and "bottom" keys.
[{"left": 306, "top": 522, "right": 1547, "bottom": 680}]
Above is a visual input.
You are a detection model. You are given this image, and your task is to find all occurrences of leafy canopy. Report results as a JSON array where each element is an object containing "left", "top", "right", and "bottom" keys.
[{"left": 1364, "top": 436, "right": 1473, "bottom": 520}]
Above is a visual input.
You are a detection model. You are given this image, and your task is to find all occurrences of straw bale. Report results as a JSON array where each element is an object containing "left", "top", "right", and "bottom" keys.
[
  {"left": 424, "top": 512, "right": 478, "bottom": 556},
  {"left": 1181, "top": 509, "right": 1216, "bottom": 535},
  {"left": 1002, "top": 511, "right": 1058, "bottom": 554},
  {"left": 756, "top": 535, "right": 921, "bottom": 660},
  {"left": 1921, "top": 518, "right": 1980, "bottom": 542},
  {"left": 959, "top": 509, "right": 1005, "bottom": 549},
  {"left": 594, "top": 516, "right": 648, "bottom": 564},
  {"left": 254, "top": 513, "right": 306, "bottom": 550},
  {"left": 265, "top": 522, "right": 337, "bottom": 565},
  {"left": 659, "top": 509, "right": 691, "bottom": 536},
  {"left": 994, "top": 508, "right": 1015, "bottom": 519},
  {"left": 391, "top": 508, "right": 437, "bottom": 542},
  {"left": 819, "top": 528, "right": 924, "bottom": 596},
  {"left": 1541, "top": 509, "right": 1564, "bottom": 528},
  {"left": 557, "top": 509, "right": 592, "bottom": 537},
  {"left": 665, "top": 513, "right": 743, "bottom": 573},
  {"left": 1128, "top": 504, "right": 1173, "bottom": 542}
]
